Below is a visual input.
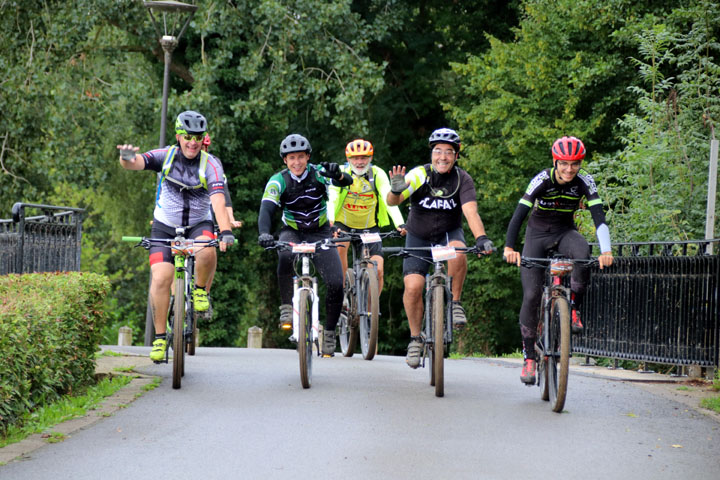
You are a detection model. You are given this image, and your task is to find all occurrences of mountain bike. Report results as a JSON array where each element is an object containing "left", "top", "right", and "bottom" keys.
[
  {"left": 519, "top": 255, "right": 599, "bottom": 412},
  {"left": 337, "top": 229, "right": 401, "bottom": 360},
  {"left": 123, "top": 229, "right": 218, "bottom": 389},
  {"left": 266, "top": 237, "right": 348, "bottom": 389},
  {"left": 384, "top": 245, "right": 492, "bottom": 397}
]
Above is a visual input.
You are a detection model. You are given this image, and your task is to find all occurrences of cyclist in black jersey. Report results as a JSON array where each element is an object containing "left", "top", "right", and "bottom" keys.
[
  {"left": 117, "top": 110, "right": 235, "bottom": 362},
  {"left": 387, "top": 128, "right": 495, "bottom": 369},
  {"left": 503, "top": 136, "right": 613, "bottom": 384},
  {"left": 257, "top": 134, "right": 353, "bottom": 356}
]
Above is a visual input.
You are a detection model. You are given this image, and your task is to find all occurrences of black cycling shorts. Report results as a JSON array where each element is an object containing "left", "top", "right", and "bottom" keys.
[
  {"left": 402, "top": 227, "right": 465, "bottom": 277},
  {"left": 149, "top": 219, "right": 215, "bottom": 266},
  {"left": 333, "top": 222, "right": 383, "bottom": 258}
]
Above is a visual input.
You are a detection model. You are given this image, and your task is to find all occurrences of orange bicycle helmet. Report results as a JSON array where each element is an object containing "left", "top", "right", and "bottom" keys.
[{"left": 345, "top": 139, "right": 374, "bottom": 157}]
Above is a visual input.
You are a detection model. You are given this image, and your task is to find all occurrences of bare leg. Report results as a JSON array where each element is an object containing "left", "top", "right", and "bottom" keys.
[
  {"left": 150, "top": 263, "right": 174, "bottom": 334},
  {"left": 403, "top": 273, "right": 425, "bottom": 336}
]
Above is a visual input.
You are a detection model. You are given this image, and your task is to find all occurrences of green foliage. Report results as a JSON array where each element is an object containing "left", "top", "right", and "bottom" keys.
[
  {"left": 0, "top": 374, "right": 132, "bottom": 448},
  {"left": 0, "top": 272, "right": 110, "bottom": 433},
  {"left": 592, "top": 1, "right": 720, "bottom": 241},
  {"left": 2, "top": 0, "right": 718, "bottom": 358}
]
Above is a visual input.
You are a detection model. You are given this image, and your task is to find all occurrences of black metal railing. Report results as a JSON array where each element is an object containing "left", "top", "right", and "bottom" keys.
[
  {"left": 576, "top": 239, "right": 720, "bottom": 367},
  {"left": 0, "top": 203, "right": 85, "bottom": 274}
]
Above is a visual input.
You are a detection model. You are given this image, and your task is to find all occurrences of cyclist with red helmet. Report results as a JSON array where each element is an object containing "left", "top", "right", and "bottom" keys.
[
  {"left": 328, "top": 139, "right": 406, "bottom": 293},
  {"left": 117, "top": 110, "right": 234, "bottom": 362},
  {"left": 503, "top": 136, "right": 613, "bottom": 384},
  {"left": 387, "top": 128, "right": 495, "bottom": 369}
]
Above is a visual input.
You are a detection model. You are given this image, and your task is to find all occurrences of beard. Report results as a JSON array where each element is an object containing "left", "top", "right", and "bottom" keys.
[{"left": 351, "top": 163, "right": 370, "bottom": 176}]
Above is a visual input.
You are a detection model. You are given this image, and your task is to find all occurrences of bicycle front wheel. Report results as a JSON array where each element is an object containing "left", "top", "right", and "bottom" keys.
[
  {"left": 548, "top": 297, "right": 571, "bottom": 412},
  {"left": 339, "top": 270, "right": 357, "bottom": 357},
  {"left": 359, "top": 269, "right": 380, "bottom": 360},
  {"left": 172, "top": 276, "right": 185, "bottom": 389},
  {"left": 432, "top": 285, "right": 445, "bottom": 397},
  {"left": 297, "top": 289, "right": 313, "bottom": 389}
]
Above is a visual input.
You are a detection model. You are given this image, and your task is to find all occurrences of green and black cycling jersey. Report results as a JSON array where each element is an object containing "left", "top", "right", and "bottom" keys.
[
  {"left": 505, "top": 166, "right": 610, "bottom": 251},
  {"left": 258, "top": 163, "right": 352, "bottom": 233}
]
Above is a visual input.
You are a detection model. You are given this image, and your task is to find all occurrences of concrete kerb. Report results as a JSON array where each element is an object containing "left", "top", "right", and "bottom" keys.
[
  {"left": 0, "top": 348, "right": 158, "bottom": 465},
  {"left": 476, "top": 356, "right": 720, "bottom": 422}
]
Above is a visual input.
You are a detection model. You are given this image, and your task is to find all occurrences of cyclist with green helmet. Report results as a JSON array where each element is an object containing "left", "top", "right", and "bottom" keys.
[
  {"left": 258, "top": 134, "right": 353, "bottom": 356},
  {"left": 387, "top": 128, "right": 494, "bottom": 369},
  {"left": 117, "top": 110, "right": 234, "bottom": 362}
]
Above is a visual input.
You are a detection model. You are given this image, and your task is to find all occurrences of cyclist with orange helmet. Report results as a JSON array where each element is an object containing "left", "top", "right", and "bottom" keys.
[
  {"left": 328, "top": 139, "right": 406, "bottom": 294},
  {"left": 503, "top": 136, "right": 613, "bottom": 385}
]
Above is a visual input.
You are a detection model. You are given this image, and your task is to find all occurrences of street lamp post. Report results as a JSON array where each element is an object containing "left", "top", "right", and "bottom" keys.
[{"left": 141, "top": 0, "right": 198, "bottom": 345}]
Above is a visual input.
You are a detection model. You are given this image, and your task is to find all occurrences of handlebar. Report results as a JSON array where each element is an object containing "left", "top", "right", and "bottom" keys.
[
  {"left": 383, "top": 245, "right": 495, "bottom": 260},
  {"left": 122, "top": 236, "right": 219, "bottom": 250},
  {"left": 265, "top": 237, "right": 351, "bottom": 252},
  {"left": 517, "top": 256, "right": 600, "bottom": 269}
]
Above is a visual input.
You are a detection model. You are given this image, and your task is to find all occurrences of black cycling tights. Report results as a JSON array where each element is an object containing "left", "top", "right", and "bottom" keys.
[
  {"left": 519, "top": 227, "right": 590, "bottom": 359},
  {"left": 276, "top": 226, "right": 344, "bottom": 331}
]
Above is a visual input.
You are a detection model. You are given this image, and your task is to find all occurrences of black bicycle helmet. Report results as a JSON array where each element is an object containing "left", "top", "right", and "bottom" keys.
[
  {"left": 428, "top": 128, "right": 461, "bottom": 152},
  {"left": 279, "top": 134, "right": 312, "bottom": 158},
  {"left": 175, "top": 111, "right": 207, "bottom": 135}
]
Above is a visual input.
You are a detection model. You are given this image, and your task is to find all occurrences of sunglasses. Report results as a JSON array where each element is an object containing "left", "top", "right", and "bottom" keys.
[{"left": 181, "top": 133, "right": 205, "bottom": 142}]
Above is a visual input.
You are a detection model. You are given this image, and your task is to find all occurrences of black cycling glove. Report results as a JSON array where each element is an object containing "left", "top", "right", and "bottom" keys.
[
  {"left": 258, "top": 233, "right": 275, "bottom": 248},
  {"left": 219, "top": 230, "right": 235, "bottom": 246},
  {"left": 475, "top": 235, "right": 494, "bottom": 252},
  {"left": 320, "top": 162, "right": 342, "bottom": 180}
]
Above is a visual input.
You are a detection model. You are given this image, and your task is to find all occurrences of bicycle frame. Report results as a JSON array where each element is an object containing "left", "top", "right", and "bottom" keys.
[
  {"left": 290, "top": 252, "right": 320, "bottom": 350},
  {"left": 536, "top": 269, "right": 571, "bottom": 360},
  {"left": 422, "top": 260, "right": 453, "bottom": 354}
]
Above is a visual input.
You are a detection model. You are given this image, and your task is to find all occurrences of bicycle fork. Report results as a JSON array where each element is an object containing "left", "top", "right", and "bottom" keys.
[{"left": 290, "top": 276, "right": 319, "bottom": 348}]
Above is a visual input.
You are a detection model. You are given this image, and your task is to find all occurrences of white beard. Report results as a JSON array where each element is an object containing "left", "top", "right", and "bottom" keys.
[{"left": 351, "top": 164, "right": 370, "bottom": 176}]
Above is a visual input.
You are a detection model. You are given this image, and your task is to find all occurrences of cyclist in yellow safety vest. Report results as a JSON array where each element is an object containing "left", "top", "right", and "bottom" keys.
[{"left": 328, "top": 139, "right": 406, "bottom": 296}]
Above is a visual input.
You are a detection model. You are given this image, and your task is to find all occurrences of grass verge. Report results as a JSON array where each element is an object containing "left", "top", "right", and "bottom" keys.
[{"left": 0, "top": 375, "right": 133, "bottom": 448}]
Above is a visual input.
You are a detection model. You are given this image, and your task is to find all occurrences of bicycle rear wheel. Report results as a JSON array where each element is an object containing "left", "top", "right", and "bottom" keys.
[
  {"left": 548, "top": 297, "right": 571, "bottom": 412},
  {"left": 172, "top": 276, "right": 185, "bottom": 389},
  {"left": 432, "top": 285, "right": 445, "bottom": 397},
  {"left": 359, "top": 269, "right": 380, "bottom": 360},
  {"left": 298, "top": 289, "right": 313, "bottom": 389},
  {"left": 339, "top": 270, "right": 357, "bottom": 357}
]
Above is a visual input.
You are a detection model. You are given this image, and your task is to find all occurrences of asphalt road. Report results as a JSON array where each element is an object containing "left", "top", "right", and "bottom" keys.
[{"left": 2, "top": 347, "right": 718, "bottom": 479}]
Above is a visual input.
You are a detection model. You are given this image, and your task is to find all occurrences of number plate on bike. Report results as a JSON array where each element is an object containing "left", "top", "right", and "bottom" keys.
[
  {"left": 360, "top": 233, "right": 381, "bottom": 244},
  {"left": 292, "top": 243, "right": 316, "bottom": 254},
  {"left": 431, "top": 246, "right": 457, "bottom": 261},
  {"left": 171, "top": 239, "right": 194, "bottom": 255}
]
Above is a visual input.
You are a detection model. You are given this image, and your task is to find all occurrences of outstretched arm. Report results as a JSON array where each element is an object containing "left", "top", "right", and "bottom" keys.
[{"left": 116, "top": 144, "right": 144, "bottom": 170}]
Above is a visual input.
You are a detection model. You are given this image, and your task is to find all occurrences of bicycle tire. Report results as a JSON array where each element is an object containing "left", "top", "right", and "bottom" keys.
[
  {"left": 536, "top": 307, "right": 549, "bottom": 401},
  {"left": 172, "top": 276, "right": 185, "bottom": 389},
  {"left": 339, "top": 270, "right": 357, "bottom": 357},
  {"left": 298, "top": 289, "right": 313, "bottom": 389},
  {"left": 432, "top": 284, "right": 445, "bottom": 397},
  {"left": 548, "top": 297, "right": 571, "bottom": 412},
  {"left": 359, "top": 269, "right": 380, "bottom": 360},
  {"left": 186, "top": 283, "right": 196, "bottom": 356}
]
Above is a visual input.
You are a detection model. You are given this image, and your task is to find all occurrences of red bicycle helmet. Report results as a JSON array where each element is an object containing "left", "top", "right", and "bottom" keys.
[{"left": 551, "top": 136, "right": 585, "bottom": 161}]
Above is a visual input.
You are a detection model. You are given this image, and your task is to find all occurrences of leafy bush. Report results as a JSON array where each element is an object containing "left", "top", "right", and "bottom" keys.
[{"left": 0, "top": 272, "right": 110, "bottom": 434}]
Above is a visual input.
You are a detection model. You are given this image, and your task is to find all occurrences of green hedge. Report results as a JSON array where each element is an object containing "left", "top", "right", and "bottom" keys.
[{"left": 0, "top": 272, "right": 109, "bottom": 432}]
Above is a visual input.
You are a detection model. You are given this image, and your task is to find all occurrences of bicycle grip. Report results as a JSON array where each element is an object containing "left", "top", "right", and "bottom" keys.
[{"left": 122, "top": 236, "right": 143, "bottom": 242}]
